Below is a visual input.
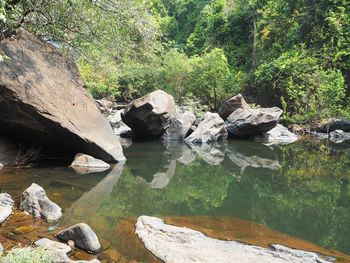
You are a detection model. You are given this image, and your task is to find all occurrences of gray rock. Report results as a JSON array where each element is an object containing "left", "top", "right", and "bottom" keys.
[
  {"left": 0, "top": 193, "right": 14, "bottom": 224},
  {"left": 19, "top": 183, "right": 62, "bottom": 221},
  {"left": 0, "top": 242, "right": 2, "bottom": 256},
  {"left": 0, "top": 31, "right": 125, "bottom": 162},
  {"left": 162, "top": 108, "right": 196, "bottom": 141},
  {"left": 122, "top": 90, "right": 177, "bottom": 137},
  {"left": 135, "top": 216, "right": 331, "bottom": 263},
  {"left": 113, "top": 122, "right": 132, "bottom": 137},
  {"left": 254, "top": 124, "right": 298, "bottom": 145},
  {"left": 96, "top": 99, "right": 114, "bottom": 115},
  {"left": 226, "top": 107, "right": 283, "bottom": 137},
  {"left": 315, "top": 119, "right": 350, "bottom": 133},
  {"left": 107, "top": 110, "right": 123, "bottom": 126},
  {"left": 34, "top": 238, "right": 71, "bottom": 254},
  {"left": 70, "top": 153, "right": 110, "bottom": 170},
  {"left": 57, "top": 223, "right": 101, "bottom": 252},
  {"left": 329, "top": 130, "right": 350, "bottom": 143},
  {"left": 185, "top": 112, "right": 228, "bottom": 145},
  {"left": 218, "top": 94, "right": 251, "bottom": 120}
]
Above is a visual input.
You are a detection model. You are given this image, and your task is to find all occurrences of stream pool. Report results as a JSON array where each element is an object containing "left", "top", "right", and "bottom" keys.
[{"left": 1, "top": 139, "right": 350, "bottom": 262}]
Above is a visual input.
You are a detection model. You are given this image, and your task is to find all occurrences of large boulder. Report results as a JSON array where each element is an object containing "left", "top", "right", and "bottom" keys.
[
  {"left": 218, "top": 94, "right": 251, "bottom": 120},
  {"left": 0, "top": 31, "right": 125, "bottom": 162},
  {"left": 19, "top": 183, "right": 62, "bottom": 221},
  {"left": 162, "top": 107, "right": 196, "bottom": 141},
  {"left": 56, "top": 223, "right": 101, "bottom": 252},
  {"left": 122, "top": 90, "right": 177, "bottom": 138},
  {"left": 185, "top": 112, "right": 228, "bottom": 145},
  {"left": 0, "top": 193, "right": 14, "bottom": 224},
  {"left": 225, "top": 107, "right": 283, "bottom": 137},
  {"left": 135, "top": 216, "right": 330, "bottom": 263},
  {"left": 315, "top": 119, "right": 350, "bottom": 133}
]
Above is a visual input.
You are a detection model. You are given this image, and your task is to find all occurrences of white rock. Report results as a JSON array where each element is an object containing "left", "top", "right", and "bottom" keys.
[
  {"left": 135, "top": 216, "right": 331, "bottom": 263},
  {"left": 255, "top": 124, "right": 298, "bottom": 145},
  {"left": 34, "top": 238, "right": 71, "bottom": 254},
  {"left": 0, "top": 193, "right": 14, "bottom": 224}
]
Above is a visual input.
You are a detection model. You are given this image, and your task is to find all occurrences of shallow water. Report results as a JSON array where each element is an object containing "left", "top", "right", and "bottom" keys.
[{"left": 1, "top": 139, "right": 350, "bottom": 262}]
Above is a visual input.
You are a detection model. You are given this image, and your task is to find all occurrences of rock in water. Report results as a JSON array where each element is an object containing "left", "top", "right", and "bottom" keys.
[
  {"left": 162, "top": 107, "right": 196, "bottom": 141},
  {"left": 57, "top": 223, "right": 101, "bottom": 252},
  {"left": 0, "top": 193, "right": 14, "bottom": 224},
  {"left": 19, "top": 183, "right": 62, "bottom": 221},
  {"left": 122, "top": 90, "right": 177, "bottom": 138},
  {"left": 185, "top": 112, "right": 227, "bottom": 145},
  {"left": 226, "top": 107, "right": 283, "bottom": 137},
  {"left": 315, "top": 119, "right": 350, "bottom": 133},
  {"left": 70, "top": 153, "right": 110, "bottom": 174},
  {"left": 329, "top": 130, "right": 350, "bottom": 143},
  {"left": 135, "top": 216, "right": 331, "bottom": 263},
  {"left": 0, "top": 242, "right": 2, "bottom": 256},
  {"left": 218, "top": 94, "right": 251, "bottom": 120},
  {"left": 0, "top": 31, "right": 125, "bottom": 162},
  {"left": 254, "top": 124, "right": 298, "bottom": 145}
]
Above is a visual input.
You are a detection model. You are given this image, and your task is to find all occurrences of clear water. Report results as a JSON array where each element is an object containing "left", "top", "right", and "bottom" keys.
[{"left": 1, "top": 139, "right": 350, "bottom": 262}]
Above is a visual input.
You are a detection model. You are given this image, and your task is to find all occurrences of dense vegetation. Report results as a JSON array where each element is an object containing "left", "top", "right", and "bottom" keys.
[{"left": 1, "top": 0, "right": 350, "bottom": 122}]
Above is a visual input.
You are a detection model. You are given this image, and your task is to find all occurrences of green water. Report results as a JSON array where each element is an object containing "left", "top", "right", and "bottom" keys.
[{"left": 1, "top": 139, "right": 350, "bottom": 257}]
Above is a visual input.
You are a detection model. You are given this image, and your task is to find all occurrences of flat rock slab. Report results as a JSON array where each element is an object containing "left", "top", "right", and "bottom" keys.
[
  {"left": 135, "top": 216, "right": 331, "bottom": 263},
  {"left": 34, "top": 238, "right": 72, "bottom": 254},
  {"left": 57, "top": 223, "right": 101, "bottom": 252},
  {"left": 19, "top": 183, "right": 62, "bottom": 221},
  {"left": 0, "top": 193, "right": 14, "bottom": 224}
]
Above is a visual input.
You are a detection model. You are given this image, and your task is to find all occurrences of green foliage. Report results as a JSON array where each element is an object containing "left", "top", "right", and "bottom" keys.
[{"left": 255, "top": 48, "right": 347, "bottom": 122}]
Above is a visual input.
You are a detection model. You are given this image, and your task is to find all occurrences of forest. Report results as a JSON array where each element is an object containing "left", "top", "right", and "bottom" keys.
[{"left": 1, "top": 0, "right": 350, "bottom": 124}]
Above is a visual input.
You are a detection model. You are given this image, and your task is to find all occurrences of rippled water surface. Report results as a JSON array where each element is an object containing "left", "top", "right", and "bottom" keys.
[{"left": 1, "top": 139, "right": 350, "bottom": 262}]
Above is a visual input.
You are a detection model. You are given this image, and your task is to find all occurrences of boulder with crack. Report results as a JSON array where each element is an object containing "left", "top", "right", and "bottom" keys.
[
  {"left": 122, "top": 90, "right": 177, "bottom": 138},
  {"left": 218, "top": 94, "right": 251, "bottom": 121},
  {"left": 225, "top": 107, "right": 283, "bottom": 137},
  {"left": 0, "top": 31, "right": 125, "bottom": 162},
  {"left": 185, "top": 112, "right": 227, "bottom": 145}
]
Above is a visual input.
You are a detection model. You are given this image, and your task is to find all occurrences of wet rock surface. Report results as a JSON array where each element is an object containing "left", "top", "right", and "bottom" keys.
[
  {"left": 0, "top": 31, "right": 125, "bottom": 162},
  {"left": 122, "top": 90, "right": 177, "bottom": 138},
  {"left": 185, "top": 112, "right": 227, "bottom": 145},
  {"left": 57, "top": 223, "right": 101, "bottom": 252},
  {"left": 135, "top": 216, "right": 331, "bottom": 263},
  {"left": 226, "top": 107, "right": 283, "bottom": 137},
  {"left": 218, "top": 94, "right": 251, "bottom": 121},
  {"left": 0, "top": 193, "right": 14, "bottom": 224},
  {"left": 19, "top": 183, "right": 62, "bottom": 221}
]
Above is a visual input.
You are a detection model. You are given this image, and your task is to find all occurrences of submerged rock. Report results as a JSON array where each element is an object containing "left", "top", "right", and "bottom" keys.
[
  {"left": 19, "top": 183, "right": 62, "bottom": 221},
  {"left": 0, "top": 31, "right": 125, "bottom": 162},
  {"left": 218, "top": 94, "right": 251, "bottom": 121},
  {"left": 70, "top": 153, "right": 110, "bottom": 174},
  {"left": 0, "top": 193, "right": 14, "bottom": 224},
  {"left": 185, "top": 112, "right": 227, "bottom": 145},
  {"left": 226, "top": 107, "right": 283, "bottom": 137},
  {"left": 135, "top": 216, "right": 331, "bottom": 263},
  {"left": 57, "top": 223, "right": 101, "bottom": 252},
  {"left": 254, "top": 124, "right": 298, "bottom": 145},
  {"left": 122, "top": 90, "right": 177, "bottom": 138},
  {"left": 162, "top": 107, "right": 196, "bottom": 141}
]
